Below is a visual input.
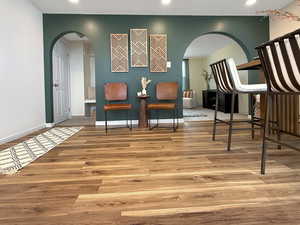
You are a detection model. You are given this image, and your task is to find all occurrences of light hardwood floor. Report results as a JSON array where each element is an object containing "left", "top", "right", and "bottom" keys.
[{"left": 0, "top": 122, "right": 300, "bottom": 225}]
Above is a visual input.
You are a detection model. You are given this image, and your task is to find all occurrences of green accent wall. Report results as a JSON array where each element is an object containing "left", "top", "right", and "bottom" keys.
[{"left": 43, "top": 14, "right": 269, "bottom": 123}]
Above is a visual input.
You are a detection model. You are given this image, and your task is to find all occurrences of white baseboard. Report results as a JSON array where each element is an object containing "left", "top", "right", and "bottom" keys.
[
  {"left": 0, "top": 124, "right": 46, "bottom": 145},
  {"left": 45, "top": 123, "right": 55, "bottom": 128},
  {"left": 95, "top": 118, "right": 184, "bottom": 126}
]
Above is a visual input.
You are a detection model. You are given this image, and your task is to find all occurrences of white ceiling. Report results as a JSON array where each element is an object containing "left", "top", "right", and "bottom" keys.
[
  {"left": 30, "top": 0, "right": 293, "bottom": 15},
  {"left": 184, "top": 34, "right": 236, "bottom": 58}
]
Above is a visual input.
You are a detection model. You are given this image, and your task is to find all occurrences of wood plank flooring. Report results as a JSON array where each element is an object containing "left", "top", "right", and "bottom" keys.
[{"left": 1, "top": 122, "right": 300, "bottom": 225}]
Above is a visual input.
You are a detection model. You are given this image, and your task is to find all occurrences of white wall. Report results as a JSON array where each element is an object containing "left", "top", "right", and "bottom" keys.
[
  {"left": 270, "top": 0, "right": 300, "bottom": 39},
  {"left": 0, "top": 0, "right": 45, "bottom": 144},
  {"left": 69, "top": 42, "right": 85, "bottom": 116}
]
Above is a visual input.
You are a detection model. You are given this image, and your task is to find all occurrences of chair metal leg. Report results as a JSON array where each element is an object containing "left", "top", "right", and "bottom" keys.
[
  {"left": 261, "top": 92, "right": 271, "bottom": 175},
  {"left": 127, "top": 110, "right": 132, "bottom": 131},
  {"left": 148, "top": 110, "right": 151, "bottom": 130},
  {"left": 250, "top": 94, "right": 255, "bottom": 140},
  {"left": 156, "top": 110, "right": 159, "bottom": 127},
  {"left": 126, "top": 111, "right": 129, "bottom": 128},
  {"left": 173, "top": 108, "right": 176, "bottom": 132},
  {"left": 130, "top": 113, "right": 133, "bottom": 131},
  {"left": 212, "top": 91, "right": 219, "bottom": 141},
  {"left": 105, "top": 111, "right": 108, "bottom": 135},
  {"left": 227, "top": 93, "right": 236, "bottom": 151},
  {"left": 176, "top": 107, "right": 179, "bottom": 128}
]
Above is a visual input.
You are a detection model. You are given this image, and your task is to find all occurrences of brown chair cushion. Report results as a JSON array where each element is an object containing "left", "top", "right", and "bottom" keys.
[
  {"left": 104, "top": 104, "right": 132, "bottom": 111},
  {"left": 157, "top": 82, "right": 179, "bottom": 100},
  {"left": 104, "top": 83, "right": 128, "bottom": 101},
  {"left": 147, "top": 103, "right": 176, "bottom": 110}
]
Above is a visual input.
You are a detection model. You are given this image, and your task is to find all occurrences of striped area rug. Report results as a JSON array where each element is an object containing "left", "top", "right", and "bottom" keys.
[{"left": 0, "top": 127, "right": 82, "bottom": 175}]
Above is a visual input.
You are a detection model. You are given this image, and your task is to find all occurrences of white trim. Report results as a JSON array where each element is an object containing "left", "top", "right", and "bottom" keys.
[
  {"left": 0, "top": 124, "right": 46, "bottom": 145},
  {"left": 95, "top": 119, "right": 184, "bottom": 126},
  {"left": 45, "top": 123, "right": 55, "bottom": 128}
]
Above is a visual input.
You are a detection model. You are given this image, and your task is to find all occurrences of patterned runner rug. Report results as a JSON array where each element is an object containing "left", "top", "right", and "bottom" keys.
[{"left": 0, "top": 127, "right": 82, "bottom": 175}]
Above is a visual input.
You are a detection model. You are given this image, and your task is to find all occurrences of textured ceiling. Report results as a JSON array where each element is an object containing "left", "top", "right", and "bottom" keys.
[{"left": 30, "top": 0, "right": 293, "bottom": 15}]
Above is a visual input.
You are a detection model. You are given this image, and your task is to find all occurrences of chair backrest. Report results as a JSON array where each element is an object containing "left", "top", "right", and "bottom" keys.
[
  {"left": 156, "top": 82, "right": 179, "bottom": 100},
  {"left": 256, "top": 28, "right": 300, "bottom": 93},
  {"left": 226, "top": 58, "right": 245, "bottom": 92},
  {"left": 104, "top": 82, "right": 128, "bottom": 101},
  {"left": 210, "top": 59, "right": 234, "bottom": 93}
]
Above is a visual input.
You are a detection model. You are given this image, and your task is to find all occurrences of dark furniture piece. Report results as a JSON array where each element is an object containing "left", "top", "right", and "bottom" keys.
[
  {"left": 147, "top": 82, "right": 179, "bottom": 132},
  {"left": 104, "top": 82, "right": 132, "bottom": 134},
  {"left": 137, "top": 95, "right": 149, "bottom": 128},
  {"left": 256, "top": 28, "right": 300, "bottom": 174},
  {"left": 202, "top": 90, "right": 239, "bottom": 113}
]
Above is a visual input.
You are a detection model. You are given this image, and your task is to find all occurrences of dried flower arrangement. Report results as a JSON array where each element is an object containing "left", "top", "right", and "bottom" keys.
[
  {"left": 201, "top": 70, "right": 213, "bottom": 90},
  {"left": 259, "top": 0, "right": 300, "bottom": 21}
]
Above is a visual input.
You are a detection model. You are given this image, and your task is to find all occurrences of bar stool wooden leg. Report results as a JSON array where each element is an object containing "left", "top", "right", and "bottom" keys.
[
  {"left": 261, "top": 92, "right": 271, "bottom": 175},
  {"left": 212, "top": 91, "right": 219, "bottom": 141},
  {"left": 227, "top": 93, "right": 236, "bottom": 151},
  {"left": 275, "top": 95, "right": 281, "bottom": 150}
]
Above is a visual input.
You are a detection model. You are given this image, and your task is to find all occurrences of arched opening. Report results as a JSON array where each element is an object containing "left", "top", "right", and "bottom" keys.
[
  {"left": 182, "top": 33, "right": 249, "bottom": 122},
  {"left": 51, "top": 32, "right": 96, "bottom": 126}
]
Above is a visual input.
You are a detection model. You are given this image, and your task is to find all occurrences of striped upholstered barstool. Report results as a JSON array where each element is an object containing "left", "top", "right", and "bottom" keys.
[
  {"left": 210, "top": 58, "right": 267, "bottom": 151},
  {"left": 256, "top": 28, "right": 300, "bottom": 174}
]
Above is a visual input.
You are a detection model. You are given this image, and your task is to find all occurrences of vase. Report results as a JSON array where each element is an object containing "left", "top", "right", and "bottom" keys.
[
  {"left": 207, "top": 83, "right": 210, "bottom": 90},
  {"left": 142, "top": 88, "right": 147, "bottom": 96}
]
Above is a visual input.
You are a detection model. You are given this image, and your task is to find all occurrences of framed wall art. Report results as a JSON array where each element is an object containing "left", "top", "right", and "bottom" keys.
[
  {"left": 110, "top": 34, "right": 129, "bottom": 72},
  {"left": 130, "top": 29, "right": 148, "bottom": 67},
  {"left": 150, "top": 34, "right": 167, "bottom": 73}
]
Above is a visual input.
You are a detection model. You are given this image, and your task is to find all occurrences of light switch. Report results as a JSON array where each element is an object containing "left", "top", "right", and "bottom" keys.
[{"left": 167, "top": 61, "right": 171, "bottom": 68}]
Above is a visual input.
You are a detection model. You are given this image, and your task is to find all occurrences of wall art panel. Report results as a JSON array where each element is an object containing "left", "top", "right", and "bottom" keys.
[
  {"left": 130, "top": 29, "right": 148, "bottom": 67},
  {"left": 111, "top": 34, "right": 129, "bottom": 72},
  {"left": 150, "top": 34, "right": 167, "bottom": 73}
]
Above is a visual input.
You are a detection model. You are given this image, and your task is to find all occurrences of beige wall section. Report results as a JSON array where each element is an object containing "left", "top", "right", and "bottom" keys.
[
  {"left": 207, "top": 43, "right": 249, "bottom": 114},
  {"left": 69, "top": 42, "right": 85, "bottom": 116},
  {"left": 188, "top": 42, "right": 248, "bottom": 114},
  {"left": 188, "top": 57, "right": 208, "bottom": 106},
  {"left": 84, "top": 43, "right": 96, "bottom": 100},
  {"left": 270, "top": 0, "right": 300, "bottom": 39}
]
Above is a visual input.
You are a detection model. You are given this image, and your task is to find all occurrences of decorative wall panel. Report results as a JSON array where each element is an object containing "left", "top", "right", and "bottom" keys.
[
  {"left": 150, "top": 34, "right": 167, "bottom": 73},
  {"left": 130, "top": 29, "right": 148, "bottom": 67},
  {"left": 110, "top": 34, "right": 129, "bottom": 72}
]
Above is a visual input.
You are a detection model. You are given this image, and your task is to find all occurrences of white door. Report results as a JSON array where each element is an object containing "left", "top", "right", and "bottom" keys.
[{"left": 53, "top": 41, "right": 70, "bottom": 124}]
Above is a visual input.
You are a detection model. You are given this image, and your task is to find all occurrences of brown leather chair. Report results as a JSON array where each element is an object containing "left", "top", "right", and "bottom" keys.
[
  {"left": 104, "top": 82, "right": 132, "bottom": 134},
  {"left": 147, "top": 82, "right": 179, "bottom": 132}
]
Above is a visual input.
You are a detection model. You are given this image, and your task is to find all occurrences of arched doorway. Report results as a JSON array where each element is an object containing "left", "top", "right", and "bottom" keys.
[
  {"left": 182, "top": 33, "right": 249, "bottom": 121},
  {"left": 52, "top": 32, "right": 96, "bottom": 126}
]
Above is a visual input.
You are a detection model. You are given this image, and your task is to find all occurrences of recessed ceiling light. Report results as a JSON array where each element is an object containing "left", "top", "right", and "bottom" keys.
[
  {"left": 69, "top": 0, "right": 79, "bottom": 4},
  {"left": 162, "top": 0, "right": 172, "bottom": 6},
  {"left": 245, "top": 0, "right": 257, "bottom": 6}
]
